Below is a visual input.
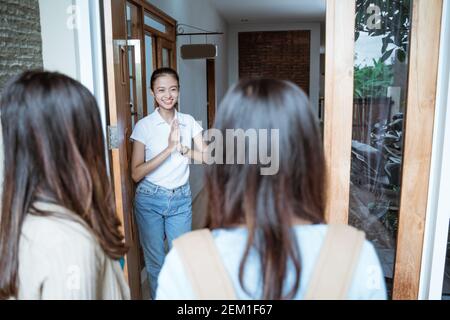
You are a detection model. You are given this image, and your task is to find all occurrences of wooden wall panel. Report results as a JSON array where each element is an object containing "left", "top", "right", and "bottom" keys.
[
  {"left": 393, "top": 0, "right": 443, "bottom": 300},
  {"left": 323, "top": 0, "right": 356, "bottom": 224},
  {"left": 103, "top": 0, "right": 142, "bottom": 299}
]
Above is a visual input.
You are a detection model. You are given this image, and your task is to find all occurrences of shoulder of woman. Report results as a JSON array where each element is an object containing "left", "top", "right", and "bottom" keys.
[
  {"left": 135, "top": 113, "right": 155, "bottom": 128},
  {"left": 180, "top": 111, "right": 201, "bottom": 124},
  {"left": 156, "top": 247, "right": 196, "bottom": 299},
  {"left": 21, "top": 211, "right": 100, "bottom": 256}
]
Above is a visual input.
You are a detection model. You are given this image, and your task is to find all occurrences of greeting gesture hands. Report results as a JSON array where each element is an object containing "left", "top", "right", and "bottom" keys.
[{"left": 168, "top": 119, "right": 182, "bottom": 152}]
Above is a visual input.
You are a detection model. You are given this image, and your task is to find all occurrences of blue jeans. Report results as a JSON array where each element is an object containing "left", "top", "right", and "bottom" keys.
[{"left": 134, "top": 180, "right": 192, "bottom": 299}]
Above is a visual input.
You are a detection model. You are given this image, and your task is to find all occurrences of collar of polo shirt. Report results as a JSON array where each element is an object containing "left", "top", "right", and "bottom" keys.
[{"left": 155, "top": 107, "right": 186, "bottom": 127}]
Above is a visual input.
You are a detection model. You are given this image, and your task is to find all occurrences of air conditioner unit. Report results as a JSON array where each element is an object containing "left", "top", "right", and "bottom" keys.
[{"left": 180, "top": 44, "right": 217, "bottom": 59}]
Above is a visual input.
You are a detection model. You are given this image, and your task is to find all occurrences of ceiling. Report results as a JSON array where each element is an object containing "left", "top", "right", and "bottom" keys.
[{"left": 210, "top": 0, "right": 326, "bottom": 24}]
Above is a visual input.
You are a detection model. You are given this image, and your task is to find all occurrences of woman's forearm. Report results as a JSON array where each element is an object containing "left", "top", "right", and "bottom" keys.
[
  {"left": 132, "top": 147, "right": 173, "bottom": 182},
  {"left": 185, "top": 149, "right": 207, "bottom": 164}
]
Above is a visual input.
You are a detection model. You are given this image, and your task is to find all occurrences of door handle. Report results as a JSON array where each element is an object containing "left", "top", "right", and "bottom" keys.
[
  {"left": 120, "top": 45, "right": 127, "bottom": 85},
  {"left": 127, "top": 40, "right": 143, "bottom": 121},
  {"left": 113, "top": 40, "right": 128, "bottom": 86}
]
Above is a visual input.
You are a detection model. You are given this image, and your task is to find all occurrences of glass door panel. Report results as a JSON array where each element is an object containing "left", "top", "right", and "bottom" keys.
[
  {"left": 126, "top": 2, "right": 141, "bottom": 39},
  {"left": 145, "top": 32, "right": 156, "bottom": 110},
  {"left": 126, "top": 40, "right": 143, "bottom": 126},
  {"left": 162, "top": 48, "right": 170, "bottom": 67},
  {"left": 349, "top": 0, "right": 412, "bottom": 299},
  {"left": 144, "top": 10, "right": 167, "bottom": 33},
  {"left": 126, "top": 1, "right": 143, "bottom": 126}
]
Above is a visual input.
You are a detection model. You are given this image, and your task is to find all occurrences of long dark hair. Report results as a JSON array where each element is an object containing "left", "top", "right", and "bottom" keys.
[
  {"left": 205, "top": 79, "right": 326, "bottom": 300},
  {"left": 0, "top": 71, "right": 127, "bottom": 299}
]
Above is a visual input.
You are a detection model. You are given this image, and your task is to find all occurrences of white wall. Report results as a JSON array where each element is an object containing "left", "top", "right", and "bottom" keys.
[
  {"left": 228, "top": 22, "right": 321, "bottom": 113},
  {"left": 39, "top": 0, "right": 80, "bottom": 81},
  {"left": 0, "top": 1, "right": 107, "bottom": 206},
  {"left": 38, "top": 0, "right": 109, "bottom": 173},
  {"left": 147, "top": 0, "right": 229, "bottom": 198}
]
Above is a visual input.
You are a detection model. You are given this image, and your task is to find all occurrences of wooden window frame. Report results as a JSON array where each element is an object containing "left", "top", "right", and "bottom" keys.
[
  {"left": 129, "top": 0, "right": 177, "bottom": 113},
  {"left": 392, "top": 0, "right": 443, "bottom": 300}
]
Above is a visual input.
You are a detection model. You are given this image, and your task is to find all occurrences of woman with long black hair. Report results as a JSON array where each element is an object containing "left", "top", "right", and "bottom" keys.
[
  {"left": 0, "top": 71, "right": 129, "bottom": 299},
  {"left": 156, "top": 79, "right": 387, "bottom": 299}
]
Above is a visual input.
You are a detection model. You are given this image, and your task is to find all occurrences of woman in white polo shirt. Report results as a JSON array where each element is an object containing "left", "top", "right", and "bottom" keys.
[{"left": 130, "top": 67, "right": 205, "bottom": 299}]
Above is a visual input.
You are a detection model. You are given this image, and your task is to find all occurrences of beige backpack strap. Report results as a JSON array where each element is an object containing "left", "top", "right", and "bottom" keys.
[
  {"left": 304, "top": 224, "right": 365, "bottom": 300},
  {"left": 173, "top": 229, "right": 236, "bottom": 300}
]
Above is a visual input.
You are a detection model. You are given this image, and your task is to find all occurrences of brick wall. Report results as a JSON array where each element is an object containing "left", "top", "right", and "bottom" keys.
[
  {"left": 238, "top": 30, "right": 310, "bottom": 95},
  {"left": 0, "top": 0, "right": 43, "bottom": 89}
]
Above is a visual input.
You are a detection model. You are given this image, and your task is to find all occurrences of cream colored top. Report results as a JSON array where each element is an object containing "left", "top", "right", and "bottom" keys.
[{"left": 17, "top": 202, "right": 130, "bottom": 300}]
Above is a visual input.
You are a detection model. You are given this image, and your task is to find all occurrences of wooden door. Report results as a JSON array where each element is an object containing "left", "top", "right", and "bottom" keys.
[
  {"left": 324, "top": 0, "right": 443, "bottom": 299},
  {"left": 102, "top": 0, "right": 143, "bottom": 299},
  {"left": 157, "top": 37, "right": 177, "bottom": 69},
  {"left": 144, "top": 31, "right": 157, "bottom": 111},
  {"left": 102, "top": 0, "right": 177, "bottom": 299}
]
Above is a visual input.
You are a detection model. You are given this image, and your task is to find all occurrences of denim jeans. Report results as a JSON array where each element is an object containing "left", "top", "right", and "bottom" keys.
[{"left": 134, "top": 179, "right": 192, "bottom": 299}]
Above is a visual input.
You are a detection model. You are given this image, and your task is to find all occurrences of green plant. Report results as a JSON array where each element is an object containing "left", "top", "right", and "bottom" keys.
[
  {"left": 355, "top": 0, "right": 411, "bottom": 63},
  {"left": 354, "top": 58, "right": 394, "bottom": 98}
]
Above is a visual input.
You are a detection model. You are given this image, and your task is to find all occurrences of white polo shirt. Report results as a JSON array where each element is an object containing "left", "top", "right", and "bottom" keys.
[{"left": 130, "top": 108, "right": 203, "bottom": 189}]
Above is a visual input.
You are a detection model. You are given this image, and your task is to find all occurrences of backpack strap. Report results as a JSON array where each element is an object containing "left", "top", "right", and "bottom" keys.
[
  {"left": 304, "top": 224, "right": 365, "bottom": 300},
  {"left": 173, "top": 228, "right": 237, "bottom": 300},
  {"left": 174, "top": 225, "right": 365, "bottom": 300}
]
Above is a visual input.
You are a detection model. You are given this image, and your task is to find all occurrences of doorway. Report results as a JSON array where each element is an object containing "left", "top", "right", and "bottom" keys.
[
  {"left": 101, "top": 0, "right": 444, "bottom": 300},
  {"left": 102, "top": 0, "right": 177, "bottom": 299}
]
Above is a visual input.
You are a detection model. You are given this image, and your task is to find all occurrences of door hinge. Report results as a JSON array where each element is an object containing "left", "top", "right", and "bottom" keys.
[{"left": 107, "top": 125, "right": 119, "bottom": 150}]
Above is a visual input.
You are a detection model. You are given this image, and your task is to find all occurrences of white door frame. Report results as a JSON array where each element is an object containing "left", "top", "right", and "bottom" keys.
[{"left": 419, "top": 0, "right": 450, "bottom": 300}]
